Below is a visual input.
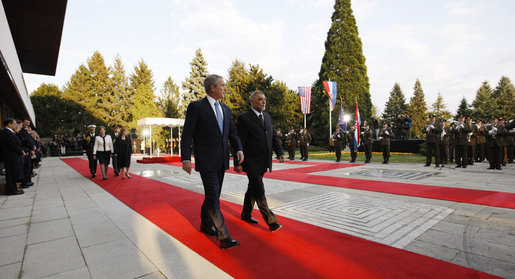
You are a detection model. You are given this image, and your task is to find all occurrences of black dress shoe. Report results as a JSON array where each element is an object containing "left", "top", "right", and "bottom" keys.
[
  {"left": 424, "top": 164, "right": 430, "bottom": 167},
  {"left": 21, "top": 185, "right": 30, "bottom": 189},
  {"left": 7, "top": 190, "right": 24, "bottom": 195},
  {"left": 92, "top": 174, "right": 96, "bottom": 178},
  {"left": 462, "top": 166, "right": 466, "bottom": 168},
  {"left": 488, "top": 167, "right": 495, "bottom": 170},
  {"left": 31, "top": 173, "right": 37, "bottom": 177},
  {"left": 268, "top": 222, "right": 283, "bottom": 232},
  {"left": 241, "top": 216, "right": 259, "bottom": 224},
  {"left": 496, "top": 167, "right": 502, "bottom": 170},
  {"left": 103, "top": 177, "right": 108, "bottom": 180},
  {"left": 21, "top": 182, "right": 34, "bottom": 187},
  {"left": 115, "top": 173, "right": 119, "bottom": 176},
  {"left": 220, "top": 238, "right": 240, "bottom": 249},
  {"left": 200, "top": 224, "right": 216, "bottom": 236}
]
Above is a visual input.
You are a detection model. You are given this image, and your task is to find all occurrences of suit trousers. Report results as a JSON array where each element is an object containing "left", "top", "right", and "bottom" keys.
[
  {"left": 4, "top": 160, "right": 19, "bottom": 194},
  {"left": 381, "top": 144, "right": 390, "bottom": 162},
  {"left": 486, "top": 145, "right": 502, "bottom": 168},
  {"left": 426, "top": 142, "right": 440, "bottom": 165},
  {"left": 507, "top": 145, "right": 514, "bottom": 163},
  {"left": 87, "top": 152, "right": 97, "bottom": 175},
  {"left": 112, "top": 156, "right": 119, "bottom": 174},
  {"left": 467, "top": 145, "right": 476, "bottom": 164},
  {"left": 199, "top": 168, "right": 230, "bottom": 240},
  {"left": 477, "top": 144, "right": 486, "bottom": 162},
  {"left": 449, "top": 144, "right": 455, "bottom": 161},
  {"left": 441, "top": 144, "right": 449, "bottom": 164},
  {"left": 287, "top": 145, "right": 296, "bottom": 159},
  {"left": 22, "top": 156, "right": 32, "bottom": 185},
  {"left": 455, "top": 145, "right": 468, "bottom": 167},
  {"left": 241, "top": 170, "right": 278, "bottom": 225}
]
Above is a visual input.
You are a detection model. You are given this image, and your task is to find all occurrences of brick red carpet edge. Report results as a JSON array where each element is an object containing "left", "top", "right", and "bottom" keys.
[{"left": 62, "top": 158, "right": 497, "bottom": 279}]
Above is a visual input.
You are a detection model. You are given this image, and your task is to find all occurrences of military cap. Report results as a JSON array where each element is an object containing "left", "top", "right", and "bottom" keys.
[{"left": 87, "top": 124, "right": 96, "bottom": 129}]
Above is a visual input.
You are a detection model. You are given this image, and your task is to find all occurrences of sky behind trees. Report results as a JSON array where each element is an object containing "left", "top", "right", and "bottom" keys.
[{"left": 24, "top": 0, "right": 515, "bottom": 114}]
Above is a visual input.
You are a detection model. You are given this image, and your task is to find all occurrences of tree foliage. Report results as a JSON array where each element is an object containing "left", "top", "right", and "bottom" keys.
[
  {"left": 408, "top": 79, "right": 428, "bottom": 138},
  {"left": 455, "top": 97, "right": 472, "bottom": 120},
  {"left": 310, "top": 0, "right": 372, "bottom": 146},
  {"left": 181, "top": 48, "right": 208, "bottom": 114},
  {"left": 492, "top": 76, "right": 515, "bottom": 120},
  {"left": 382, "top": 83, "right": 408, "bottom": 126},
  {"left": 429, "top": 93, "right": 452, "bottom": 121}
]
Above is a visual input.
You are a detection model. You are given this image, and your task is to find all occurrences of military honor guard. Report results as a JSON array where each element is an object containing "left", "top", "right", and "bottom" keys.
[
  {"left": 332, "top": 127, "right": 347, "bottom": 162},
  {"left": 299, "top": 129, "right": 312, "bottom": 161},
  {"left": 84, "top": 125, "right": 97, "bottom": 177},
  {"left": 286, "top": 128, "right": 297, "bottom": 160},
  {"left": 424, "top": 114, "right": 442, "bottom": 167},
  {"left": 361, "top": 124, "right": 373, "bottom": 163},
  {"left": 466, "top": 117, "right": 477, "bottom": 165},
  {"left": 484, "top": 116, "right": 506, "bottom": 170},
  {"left": 452, "top": 115, "right": 471, "bottom": 168},
  {"left": 378, "top": 121, "right": 394, "bottom": 164},
  {"left": 476, "top": 120, "right": 487, "bottom": 162},
  {"left": 348, "top": 124, "right": 358, "bottom": 163},
  {"left": 440, "top": 120, "right": 451, "bottom": 165}
]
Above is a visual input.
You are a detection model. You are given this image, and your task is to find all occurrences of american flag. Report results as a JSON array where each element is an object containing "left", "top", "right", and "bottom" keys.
[{"left": 298, "top": 86, "right": 312, "bottom": 114}]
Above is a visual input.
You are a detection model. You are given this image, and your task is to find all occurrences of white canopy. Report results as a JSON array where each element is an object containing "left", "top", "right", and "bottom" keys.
[
  {"left": 136, "top": 117, "right": 185, "bottom": 157},
  {"left": 137, "top": 117, "right": 185, "bottom": 127}
]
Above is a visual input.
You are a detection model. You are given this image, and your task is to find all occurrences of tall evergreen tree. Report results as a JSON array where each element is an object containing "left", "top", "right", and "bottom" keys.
[
  {"left": 310, "top": 0, "right": 372, "bottom": 146},
  {"left": 224, "top": 59, "right": 252, "bottom": 117},
  {"left": 182, "top": 48, "right": 209, "bottom": 113},
  {"left": 471, "top": 81, "right": 493, "bottom": 121},
  {"left": 455, "top": 97, "right": 472, "bottom": 120},
  {"left": 127, "top": 60, "right": 156, "bottom": 125},
  {"left": 110, "top": 55, "right": 129, "bottom": 127},
  {"left": 159, "top": 76, "right": 181, "bottom": 118},
  {"left": 408, "top": 79, "right": 428, "bottom": 138},
  {"left": 429, "top": 93, "right": 452, "bottom": 121},
  {"left": 493, "top": 76, "right": 515, "bottom": 119},
  {"left": 382, "top": 83, "right": 408, "bottom": 126},
  {"left": 129, "top": 60, "right": 155, "bottom": 92},
  {"left": 86, "top": 51, "right": 112, "bottom": 124}
]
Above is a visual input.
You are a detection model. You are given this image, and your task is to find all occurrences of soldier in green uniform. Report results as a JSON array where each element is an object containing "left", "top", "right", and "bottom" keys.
[
  {"left": 441, "top": 119, "right": 451, "bottom": 165},
  {"left": 332, "top": 127, "right": 347, "bottom": 162},
  {"left": 299, "top": 129, "right": 312, "bottom": 161},
  {"left": 452, "top": 115, "right": 471, "bottom": 168},
  {"left": 378, "top": 121, "right": 394, "bottom": 164},
  {"left": 361, "top": 124, "right": 373, "bottom": 163},
  {"left": 466, "top": 117, "right": 477, "bottom": 165},
  {"left": 286, "top": 128, "right": 297, "bottom": 160},
  {"left": 484, "top": 116, "right": 506, "bottom": 170},
  {"left": 424, "top": 114, "right": 443, "bottom": 167}
]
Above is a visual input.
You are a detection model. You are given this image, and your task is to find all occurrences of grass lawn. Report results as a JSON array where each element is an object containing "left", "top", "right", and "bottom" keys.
[{"left": 289, "top": 146, "right": 427, "bottom": 164}]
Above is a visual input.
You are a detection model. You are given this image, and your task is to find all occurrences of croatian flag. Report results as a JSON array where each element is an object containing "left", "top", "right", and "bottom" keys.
[
  {"left": 298, "top": 86, "right": 312, "bottom": 114},
  {"left": 354, "top": 101, "right": 361, "bottom": 150},
  {"left": 322, "top": 81, "right": 337, "bottom": 111},
  {"left": 337, "top": 104, "right": 346, "bottom": 131}
]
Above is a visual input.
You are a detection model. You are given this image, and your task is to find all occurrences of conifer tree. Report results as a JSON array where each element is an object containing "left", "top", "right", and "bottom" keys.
[
  {"left": 382, "top": 83, "right": 408, "bottom": 126},
  {"left": 455, "top": 97, "right": 472, "bottom": 120},
  {"left": 127, "top": 60, "right": 156, "bottom": 125},
  {"left": 471, "top": 81, "right": 493, "bottom": 121},
  {"left": 159, "top": 76, "right": 181, "bottom": 118},
  {"left": 62, "top": 64, "right": 94, "bottom": 111},
  {"left": 493, "top": 76, "right": 515, "bottom": 119},
  {"left": 129, "top": 60, "right": 155, "bottom": 92},
  {"left": 224, "top": 60, "right": 253, "bottom": 118},
  {"left": 182, "top": 48, "right": 209, "bottom": 113},
  {"left": 408, "top": 79, "right": 428, "bottom": 138},
  {"left": 429, "top": 93, "right": 452, "bottom": 121},
  {"left": 310, "top": 0, "right": 372, "bottom": 145},
  {"left": 110, "top": 55, "right": 129, "bottom": 127},
  {"left": 86, "top": 51, "right": 112, "bottom": 124}
]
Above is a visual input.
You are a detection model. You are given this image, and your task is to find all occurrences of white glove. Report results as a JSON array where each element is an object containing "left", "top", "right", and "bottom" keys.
[
  {"left": 385, "top": 131, "right": 389, "bottom": 135},
  {"left": 378, "top": 136, "right": 383, "bottom": 140}
]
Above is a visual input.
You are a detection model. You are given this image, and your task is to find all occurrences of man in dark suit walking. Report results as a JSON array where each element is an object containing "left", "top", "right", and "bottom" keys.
[
  {"left": 235, "top": 90, "right": 284, "bottom": 232},
  {"left": 1, "top": 119, "right": 25, "bottom": 195},
  {"left": 181, "top": 74, "right": 244, "bottom": 249},
  {"left": 84, "top": 125, "right": 97, "bottom": 178},
  {"left": 111, "top": 125, "right": 121, "bottom": 176}
]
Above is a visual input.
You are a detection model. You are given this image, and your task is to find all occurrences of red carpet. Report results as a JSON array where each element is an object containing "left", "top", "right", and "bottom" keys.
[
  {"left": 62, "top": 158, "right": 497, "bottom": 279},
  {"left": 162, "top": 160, "right": 515, "bottom": 209}
]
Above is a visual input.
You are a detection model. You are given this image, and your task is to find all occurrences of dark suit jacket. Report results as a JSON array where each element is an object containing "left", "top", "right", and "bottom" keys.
[
  {"left": 236, "top": 110, "right": 283, "bottom": 174},
  {"left": 181, "top": 97, "right": 242, "bottom": 172},
  {"left": 0, "top": 129, "right": 24, "bottom": 167}
]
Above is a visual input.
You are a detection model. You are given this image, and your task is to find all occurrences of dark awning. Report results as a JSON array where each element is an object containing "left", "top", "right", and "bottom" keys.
[{"left": 2, "top": 0, "right": 67, "bottom": 75}]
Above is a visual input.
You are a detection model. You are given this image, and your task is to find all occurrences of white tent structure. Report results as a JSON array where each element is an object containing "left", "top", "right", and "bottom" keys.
[{"left": 136, "top": 117, "right": 185, "bottom": 157}]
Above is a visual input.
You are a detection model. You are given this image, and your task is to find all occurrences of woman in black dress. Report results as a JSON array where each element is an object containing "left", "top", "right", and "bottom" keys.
[
  {"left": 114, "top": 127, "right": 132, "bottom": 179},
  {"left": 93, "top": 126, "right": 114, "bottom": 180}
]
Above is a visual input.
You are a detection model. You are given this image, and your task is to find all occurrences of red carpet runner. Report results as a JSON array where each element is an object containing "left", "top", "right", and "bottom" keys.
[
  {"left": 162, "top": 160, "right": 515, "bottom": 209},
  {"left": 62, "top": 158, "right": 497, "bottom": 278}
]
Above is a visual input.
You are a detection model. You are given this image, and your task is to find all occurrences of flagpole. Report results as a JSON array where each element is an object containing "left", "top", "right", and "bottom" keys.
[
  {"left": 304, "top": 114, "right": 306, "bottom": 129},
  {"left": 329, "top": 98, "right": 332, "bottom": 139}
]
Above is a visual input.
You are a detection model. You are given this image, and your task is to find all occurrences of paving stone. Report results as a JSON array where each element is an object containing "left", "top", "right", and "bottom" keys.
[
  {"left": 0, "top": 234, "right": 27, "bottom": 266},
  {"left": 72, "top": 215, "right": 126, "bottom": 248},
  {"left": 33, "top": 198, "right": 64, "bottom": 210},
  {"left": 0, "top": 262, "right": 21, "bottom": 279},
  {"left": 0, "top": 205, "right": 33, "bottom": 221},
  {"left": 1, "top": 198, "right": 34, "bottom": 208},
  {"left": 43, "top": 266, "right": 91, "bottom": 279},
  {"left": 31, "top": 205, "right": 69, "bottom": 223},
  {"left": 403, "top": 239, "right": 460, "bottom": 261},
  {"left": 452, "top": 251, "right": 515, "bottom": 279},
  {"left": 82, "top": 239, "right": 157, "bottom": 279},
  {"left": 27, "top": 218, "right": 74, "bottom": 245},
  {"left": 22, "top": 237, "right": 85, "bottom": 279}
]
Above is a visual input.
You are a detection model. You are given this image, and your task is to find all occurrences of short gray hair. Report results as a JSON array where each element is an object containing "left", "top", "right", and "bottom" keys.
[
  {"left": 204, "top": 74, "right": 223, "bottom": 94},
  {"left": 249, "top": 90, "right": 265, "bottom": 101}
]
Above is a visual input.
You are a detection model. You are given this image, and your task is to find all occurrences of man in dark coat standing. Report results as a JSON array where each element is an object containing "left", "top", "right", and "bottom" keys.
[
  {"left": 235, "top": 90, "right": 284, "bottom": 232},
  {"left": 110, "top": 125, "right": 121, "bottom": 176},
  {"left": 452, "top": 115, "right": 471, "bottom": 168},
  {"left": 181, "top": 74, "right": 244, "bottom": 249},
  {"left": 1, "top": 119, "right": 25, "bottom": 195}
]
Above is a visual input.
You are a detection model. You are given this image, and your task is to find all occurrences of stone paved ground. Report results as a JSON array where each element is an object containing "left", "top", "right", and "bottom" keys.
[{"left": 1, "top": 156, "right": 514, "bottom": 278}]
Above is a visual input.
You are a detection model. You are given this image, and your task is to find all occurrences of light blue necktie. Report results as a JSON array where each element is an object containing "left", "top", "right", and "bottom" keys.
[{"left": 214, "top": 101, "right": 223, "bottom": 133}]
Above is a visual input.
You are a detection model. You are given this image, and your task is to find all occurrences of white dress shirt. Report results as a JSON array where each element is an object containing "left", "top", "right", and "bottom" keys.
[
  {"left": 93, "top": 135, "right": 114, "bottom": 154},
  {"left": 206, "top": 95, "right": 223, "bottom": 121}
]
